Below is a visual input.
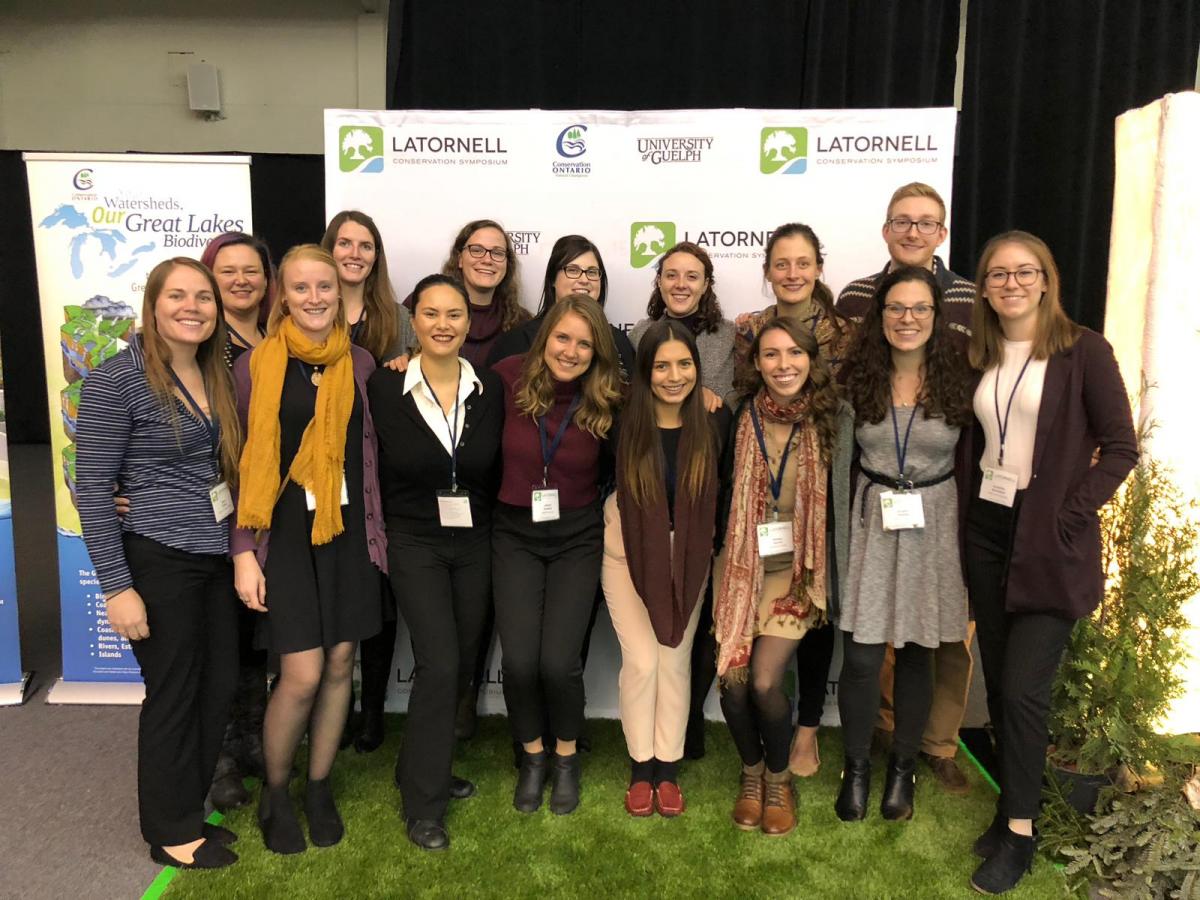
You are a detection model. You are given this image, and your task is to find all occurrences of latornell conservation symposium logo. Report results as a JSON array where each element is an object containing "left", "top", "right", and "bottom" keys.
[
  {"left": 760, "top": 127, "right": 808, "bottom": 175},
  {"left": 339, "top": 125, "right": 385, "bottom": 174}
]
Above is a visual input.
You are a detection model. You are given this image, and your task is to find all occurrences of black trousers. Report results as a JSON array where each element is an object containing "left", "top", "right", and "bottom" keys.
[
  {"left": 795, "top": 622, "right": 835, "bottom": 727},
  {"left": 966, "top": 496, "right": 1075, "bottom": 820},
  {"left": 838, "top": 633, "right": 934, "bottom": 759},
  {"left": 124, "top": 534, "right": 238, "bottom": 846},
  {"left": 360, "top": 574, "right": 398, "bottom": 716},
  {"left": 388, "top": 528, "right": 491, "bottom": 822},
  {"left": 492, "top": 503, "right": 603, "bottom": 745}
]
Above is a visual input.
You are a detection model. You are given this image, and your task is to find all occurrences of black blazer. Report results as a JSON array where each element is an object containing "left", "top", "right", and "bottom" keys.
[
  {"left": 367, "top": 365, "right": 505, "bottom": 537},
  {"left": 957, "top": 328, "right": 1138, "bottom": 621}
]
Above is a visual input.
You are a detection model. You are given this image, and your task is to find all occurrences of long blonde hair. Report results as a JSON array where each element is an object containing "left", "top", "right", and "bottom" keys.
[
  {"left": 970, "top": 230, "right": 1079, "bottom": 370},
  {"left": 514, "top": 294, "right": 622, "bottom": 439},
  {"left": 140, "top": 257, "right": 242, "bottom": 486}
]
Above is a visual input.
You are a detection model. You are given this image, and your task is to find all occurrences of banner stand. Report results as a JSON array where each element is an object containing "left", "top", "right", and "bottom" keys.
[
  {"left": 46, "top": 678, "right": 144, "bottom": 705},
  {"left": 0, "top": 671, "right": 31, "bottom": 706}
]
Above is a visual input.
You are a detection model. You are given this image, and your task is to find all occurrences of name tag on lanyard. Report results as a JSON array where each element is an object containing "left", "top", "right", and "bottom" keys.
[
  {"left": 209, "top": 481, "right": 234, "bottom": 521},
  {"left": 531, "top": 487, "right": 561, "bottom": 523},
  {"left": 756, "top": 519, "right": 794, "bottom": 556},
  {"left": 749, "top": 405, "right": 799, "bottom": 557},
  {"left": 305, "top": 471, "right": 350, "bottom": 511},
  {"left": 979, "top": 466, "right": 1019, "bottom": 507},
  {"left": 437, "top": 489, "right": 473, "bottom": 528},
  {"left": 533, "top": 393, "right": 581, "bottom": 524},
  {"left": 880, "top": 490, "right": 925, "bottom": 530}
]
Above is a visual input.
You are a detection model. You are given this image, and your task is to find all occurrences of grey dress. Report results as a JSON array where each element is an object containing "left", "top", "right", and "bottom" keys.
[{"left": 840, "top": 406, "right": 967, "bottom": 648}]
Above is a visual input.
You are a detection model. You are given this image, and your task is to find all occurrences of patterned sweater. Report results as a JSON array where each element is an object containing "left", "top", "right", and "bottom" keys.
[{"left": 834, "top": 256, "right": 975, "bottom": 349}]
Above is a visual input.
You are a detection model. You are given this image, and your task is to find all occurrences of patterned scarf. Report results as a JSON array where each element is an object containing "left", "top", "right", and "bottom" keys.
[
  {"left": 715, "top": 388, "right": 828, "bottom": 680},
  {"left": 237, "top": 316, "right": 355, "bottom": 545}
]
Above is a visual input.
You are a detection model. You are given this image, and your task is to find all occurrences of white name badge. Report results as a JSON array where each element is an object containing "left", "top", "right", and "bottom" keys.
[
  {"left": 437, "top": 490, "right": 473, "bottom": 528},
  {"left": 209, "top": 481, "right": 234, "bottom": 522},
  {"left": 305, "top": 471, "right": 350, "bottom": 512},
  {"left": 880, "top": 490, "right": 925, "bottom": 531},
  {"left": 756, "top": 520, "right": 794, "bottom": 557},
  {"left": 531, "top": 487, "right": 561, "bottom": 523},
  {"left": 979, "top": 466, "right": 1019, "bottom": 508}
]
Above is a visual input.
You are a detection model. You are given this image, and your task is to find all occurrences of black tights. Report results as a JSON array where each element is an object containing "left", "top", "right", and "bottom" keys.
[
  {"left": 719, "top": 635, "right": 800, "bottom": 773},
  {"left": 837, "top": 633, "right": 934, "bottom": 759},
  {"left": 263, "top": 641, "right": 356, "bottom": 788}
]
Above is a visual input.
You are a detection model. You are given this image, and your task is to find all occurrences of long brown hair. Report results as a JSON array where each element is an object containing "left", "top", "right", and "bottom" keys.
[
  {"left": 645, "top": 242, "right": 725, "bottom": 334},
  {"left": 320, "top": 210, "right": 399, "bottom": 361},
  {"left": 621, "top": 321, "right": 718, "bottom": 507},
  {"left": 140, "top": 257, "right": 241, "bottom": 486},
  {"left": 441, "top": 218, "right": 529, "bottom": 331},
  {"left": 742, "top": 317, "right": 841, "bottom": 461},
  {"left": 844, "top": 266, "right": 972, "bottom": 427},
  {"left": 970, "top": 230, "right": 1079, "bottom": 370},
  {"left": 763, "top": 222, "right": 845, "bottom": 338},
  {"left": 267, "top": 245, "right": 348, "bottom": 335},
  {"left": 515, "top": 294, "right": 622, "bottom": 439}
]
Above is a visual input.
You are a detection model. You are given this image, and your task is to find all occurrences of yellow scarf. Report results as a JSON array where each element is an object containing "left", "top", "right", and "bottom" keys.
[{"left": 237, "top": 316, "right": 355, "bottom": 545}]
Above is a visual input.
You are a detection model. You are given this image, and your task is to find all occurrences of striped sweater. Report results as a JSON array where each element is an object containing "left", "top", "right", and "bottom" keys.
[
  {"left": 76, "top": 337, "right": 228, "bottom": 595},
  {"left": 834, "top": 256, "right": 976, "bottom": 346}
]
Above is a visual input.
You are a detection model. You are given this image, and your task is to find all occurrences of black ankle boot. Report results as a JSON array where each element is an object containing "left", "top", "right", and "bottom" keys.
[
  {"left": 548, "top": 753, "right": 582, "bottom": 815},
  {"left": 354, "top": 707, "right": 385, "bottom": 754},
  {"left": 258, "top": 785, "right": 306, "bottom": 854},
  {"left": 304, "top": 778, "right": 344, "bottom": 847},
  {"left": 514, "top": 750, "right": 550, "bottom": 813},
  {"left": 973, "top": 810, "right": 1006, "bottom": 858},
  {"left": 880, "top": 754, "right": 916, "bottom": 820},
  {"left": 835, "top": 756, "right": 871, "bottom": 821},
  {"left": 210, "top": 750, "right": 249, "bottom": 812},
  {"left": 970, "top": 827, "right": 1036, "bottom": 894}
]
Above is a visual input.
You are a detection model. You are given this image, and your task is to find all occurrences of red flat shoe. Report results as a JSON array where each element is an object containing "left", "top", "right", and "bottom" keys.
[
  {"left": 654, "top": 781, "right": 686, "bottom": 817},
  {"left": 624, "top": 780, "right": 654, "bottom": 817}
]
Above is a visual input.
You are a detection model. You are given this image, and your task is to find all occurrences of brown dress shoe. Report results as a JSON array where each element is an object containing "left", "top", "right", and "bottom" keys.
[
  {"left": 922, "top": 753, "right": 970, "bottom": 796},
  {"left": 761, "top": 772, "right": 796, "bottom": 836},
  {"left": 731, "top": 768, "right": 765, "bottom": 830}
]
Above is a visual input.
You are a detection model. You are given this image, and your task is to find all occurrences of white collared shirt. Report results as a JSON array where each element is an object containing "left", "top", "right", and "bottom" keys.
[{"left": 402, "top": 355, "right": 483, "bottom": 455}]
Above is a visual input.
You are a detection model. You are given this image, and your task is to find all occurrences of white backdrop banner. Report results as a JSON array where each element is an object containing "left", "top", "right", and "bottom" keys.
[
  {"left": 324, "top": 107, "right": 958, "bottom": 719},
  {"left": 24, "top": 152, "right": 252, "bottom": 703}
]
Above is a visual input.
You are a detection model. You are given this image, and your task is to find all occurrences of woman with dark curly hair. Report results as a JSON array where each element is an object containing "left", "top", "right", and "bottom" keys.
[
  {"left": 714, "top": 316, "right": 850, "bottom": 838},
  {"left": 834, "top": 265, "right": 972, "bottom": 824}
]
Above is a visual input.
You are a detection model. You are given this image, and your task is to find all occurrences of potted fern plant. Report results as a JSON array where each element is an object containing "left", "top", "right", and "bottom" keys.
[{"left": 1046, "top": 434, "right": 1198, "bottom": 813}]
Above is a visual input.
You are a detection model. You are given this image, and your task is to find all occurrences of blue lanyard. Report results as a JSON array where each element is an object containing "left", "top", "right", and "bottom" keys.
[
  {"left": 749, "top": 404, "right": 799, "bottom": 515},
  {"left": 890, "top": 403, "right": 919, "bottom": 488},
  {"left": 538, "top": 393, "right": 582, "bottom": 487},
  {"left": 993, "top": 355, "right": 1034, "bottom": 468},
  {"left": 226, "top": 322, "right": 263, "bottom": 350},
  {"left": 421, "top": 363, "right": 463, "bottom": 491},
  {"left": 169, "top": 369, "right": 219, "bottom": 459}
]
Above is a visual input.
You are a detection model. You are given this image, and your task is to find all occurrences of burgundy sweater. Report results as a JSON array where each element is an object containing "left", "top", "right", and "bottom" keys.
[{"left": 494, "top": 354, "right": 602, "bottom": 509}]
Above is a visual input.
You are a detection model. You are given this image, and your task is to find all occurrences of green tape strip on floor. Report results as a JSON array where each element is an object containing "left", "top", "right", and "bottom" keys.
[
  {"left": 958, "top": 737, "right": 1001, "bottom": 794},
  {"left": 139, "top": 809, "right": 227, "bottom": 900}
]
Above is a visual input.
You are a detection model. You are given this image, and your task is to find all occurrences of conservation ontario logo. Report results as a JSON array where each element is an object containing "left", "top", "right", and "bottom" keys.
[
  {"left": 553, "top": 124, "right": 591, "bottom": 177},
  {"left": 339, "top": 125, "right": 385, "bottom": 174},
  {"left": 629, "top": 221, "right": 676, "bottom": 268},
  {"left": 759, "top": 127, "right": 807, "bottom": 175}
]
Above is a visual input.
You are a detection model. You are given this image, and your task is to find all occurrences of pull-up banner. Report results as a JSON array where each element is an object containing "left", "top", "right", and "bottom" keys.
[
  {"left": 324, "top": 108, "right": 958, "bottom": 720},
  {"left": 23, "top": 153, "right": 252, "bottom": 704},
  {"left": 0, "top": 338, "right": 25, "bottom": 705}
]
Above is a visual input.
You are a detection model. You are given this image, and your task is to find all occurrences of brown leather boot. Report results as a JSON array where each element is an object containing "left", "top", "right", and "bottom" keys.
[
  {"left": 761, "top": 768, "right": 796, "bottom": 836},
  {"left": 731, "top": 762, "right": 765, "bottom": 830}
]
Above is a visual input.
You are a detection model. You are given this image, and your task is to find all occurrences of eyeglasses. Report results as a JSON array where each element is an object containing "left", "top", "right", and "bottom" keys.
[
  {"left": 883, "top": 303, "right": 934, "bottom": 320},
  {"left": 985, "top": 267, "right": 1043, "bottom": 287},
  {"left": 886, "top": 217, "right": 943, "bottom": 235},
  {"left": 561, "top": 264, "right": 602, "bottom": 281},
  {"left": 464, "top": 244, "right": 508, "bottom": 263}
]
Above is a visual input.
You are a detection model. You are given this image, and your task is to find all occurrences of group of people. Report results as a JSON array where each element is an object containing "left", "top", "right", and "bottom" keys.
[{"left": 75, "top": 182, "right": 1137, "bottom": 896}]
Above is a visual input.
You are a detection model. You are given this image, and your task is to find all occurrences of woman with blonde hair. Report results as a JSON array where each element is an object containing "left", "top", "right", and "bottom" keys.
[
  {"left": 77, "top": 257, "right": 242, "bottom": 868},
  {"left": 491, "top": 294, "right": 622, "bottom": 816},
  {"left": 232, "top": 244, "right": 386, "bottom": 855}
]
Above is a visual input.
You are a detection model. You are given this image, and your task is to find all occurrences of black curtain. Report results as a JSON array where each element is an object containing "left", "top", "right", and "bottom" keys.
[
  {"left": 389, "top": 0, "right": 960, "bottom": 110},
  {"left": 0, "top": 151, "right": 324, "bottom": 444},
  {"left": 951, "top": 0, "right": 1200, "bottom": 330}
]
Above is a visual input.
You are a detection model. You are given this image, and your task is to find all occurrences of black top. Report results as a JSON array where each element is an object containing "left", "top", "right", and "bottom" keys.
[
  {"left": 660, "top": 425, "right": 681, "bottom": 526},
  {"left": 367, "top": 366, "right": 505, "bottom": 536},
  {"left": 485, "top": 315, "right": 636, "bottom": 382}
]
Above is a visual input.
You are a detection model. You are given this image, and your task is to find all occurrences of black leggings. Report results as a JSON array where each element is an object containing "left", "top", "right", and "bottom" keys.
[
  {"left": 838, "top": 634, "right": 933, "bottom": 759},
  {"left": 719, "top": 635, "right": 799, "bottom": 773}
]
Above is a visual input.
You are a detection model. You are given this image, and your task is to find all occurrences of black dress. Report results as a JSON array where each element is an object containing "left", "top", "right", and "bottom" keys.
[{"left": 259, "top": 359, "right": 381, "bottom": 653}]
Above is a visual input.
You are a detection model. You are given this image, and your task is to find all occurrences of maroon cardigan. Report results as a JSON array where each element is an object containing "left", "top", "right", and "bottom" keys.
[{"left": 958, "top": 328, "right": 1137, "bottom": 621}]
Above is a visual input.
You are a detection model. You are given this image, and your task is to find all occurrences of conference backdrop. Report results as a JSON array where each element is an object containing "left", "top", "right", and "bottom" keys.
[
  {"left": 0, "top": 338, "right": 22, "bottom": 703},
  {"left": 324, "top": 107, "right": 958, "bottom": 718},
  {"left": 23, "top": 153, "right": 252, "bottom": 701}
]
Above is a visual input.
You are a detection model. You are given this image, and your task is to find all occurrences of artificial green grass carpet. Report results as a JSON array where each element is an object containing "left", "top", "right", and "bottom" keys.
[{"left": 165, "top": 716, "right": 1067, "bottom": 899}]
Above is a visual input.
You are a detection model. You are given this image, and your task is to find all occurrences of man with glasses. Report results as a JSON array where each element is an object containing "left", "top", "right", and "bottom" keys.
[
  {"left": 835, "top": 182, "right": 976, "bottom": 798},
  {"left": 836, "top": 182, "right": 974, "bottom": 347}
]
